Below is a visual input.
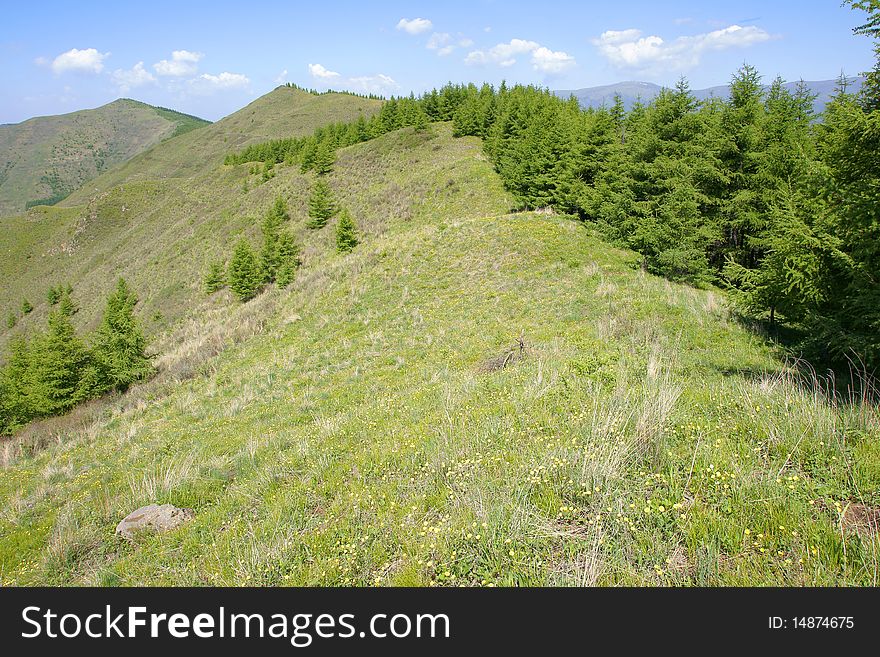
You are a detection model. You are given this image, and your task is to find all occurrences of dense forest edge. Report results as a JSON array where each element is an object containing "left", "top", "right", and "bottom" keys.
[{"left": 227, "top": 3, "right": 879, "bottom": 374}]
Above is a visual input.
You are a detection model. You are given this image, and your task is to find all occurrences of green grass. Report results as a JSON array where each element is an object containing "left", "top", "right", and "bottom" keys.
[
  {"left": 1, "top": 119, "right": 877, "bottom": 586},
  {"left": 0, "top": 88, "right": 382, "bottom": 353},
  {"left": 0, "top": 99, "right": 210, "bottom": 217}
]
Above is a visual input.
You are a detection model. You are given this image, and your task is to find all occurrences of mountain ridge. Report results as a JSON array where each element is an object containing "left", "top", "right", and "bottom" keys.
[
  {"left": 555, "top": 77, "right": 865, "bottom": 114},
  {"left": 0, "top": 99, "right": 210, "bottom": 216}
]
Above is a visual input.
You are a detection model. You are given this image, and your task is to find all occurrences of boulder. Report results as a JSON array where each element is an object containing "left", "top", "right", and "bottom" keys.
[{"left": 115, "top": 504, "right": 194, "bottom": 540}]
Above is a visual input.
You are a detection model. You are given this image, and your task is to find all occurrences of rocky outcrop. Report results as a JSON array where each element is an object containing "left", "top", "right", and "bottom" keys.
[{"left": 115, "top": 504, "right": 194, "bottom": 540}]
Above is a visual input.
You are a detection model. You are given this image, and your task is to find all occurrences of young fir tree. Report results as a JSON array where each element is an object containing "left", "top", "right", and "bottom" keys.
[
  {"left": 307, "top": 179, "right": 335, "bottom": 229},
  {"left": 275, "top": 232, "right": 302, "bottom": 288},
  {"left": 204, "top": 260, "right": 227, "bottom": 293},
  {"left": 718, "top": 64, "right": 769, "bottom": 270},
  {"left": 313, "top": 141, "right": 336, "bottom": 175},
  {"left": 228, "top": 239, "right": 263, "bottom": 302},
  {"left": 0, "top": 336, "right": 33, "bottom": 433},
  {"left": 89, "top": 278, "right": 152, "bottom": 393},
  {"left": 335, "top": 209, "right": 359, "bottom": 253},
  {"left": 46, "top": 286, "right": 61, "bottom": 305},
  {"left": 6, "top": 313, "right": 15, "bottom": 329},
  {"left": 724, "top": 184, "right": 840, "bottom": 329},
  {"left": 58, "top": 286, "right": 77, "bottom": 317},
  {"left": 28, "top": 310, "right": 91, "bottom": 415},
  {"left": 21, "top": 299, "right": 33, "bottom": 315},
  {"left": 259, "top": 197, "right": 289, "bottom": 282},
  {"left": 300, "top": 138, "right": 318, "bottom": 173}
]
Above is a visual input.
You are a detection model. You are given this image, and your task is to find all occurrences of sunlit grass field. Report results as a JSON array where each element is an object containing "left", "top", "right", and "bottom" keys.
[{"left": 1, "top": 120, "right": 878, "bottom": 586}]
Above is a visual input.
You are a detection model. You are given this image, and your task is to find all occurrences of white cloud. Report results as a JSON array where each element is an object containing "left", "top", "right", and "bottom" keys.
[
  {"left": 308, "top": 63, "right": 341, "bottom": 79},
  {"left": 274, "top": 69, "right": 288, "bottom": 85},
  {"left": 426, "top": 33, "right": 473, "bottom": 57},
  {"left": 195, "top": 71, "right": 250, "bottom": 90},
  {"left": 153, "top": 50, "right": 203, "bottom": 77},
  {"left": 50, "top": 48, "right": 109, "bottom": 74},
  {"left": 111, "top": 62, "right": 156, "bottom": 93},
  {"left": 396, "top": 17, "right": 432, "bottom": 35},
  {"left": 593, "top": 24, "right": 772, "bottom": 73},
  {"left": 427, "top": 32, "right": 451, "bottom": 50},
  {"left": 531, "top": 46, "right": 576, "bottom": 73},
  {"left": 465, "top": 39, "right": 575, "bottom": 73},
  {"left": 347, "top": 73, "right": 399, "bottom": 94},
  {"left": 465, "top": 38, "right": 537, "bottom": 67}
]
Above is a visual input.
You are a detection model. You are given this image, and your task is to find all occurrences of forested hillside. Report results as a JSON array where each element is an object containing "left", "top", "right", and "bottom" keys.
[{"left": 227, "top": 64, "right": 879, "bottom": 369}]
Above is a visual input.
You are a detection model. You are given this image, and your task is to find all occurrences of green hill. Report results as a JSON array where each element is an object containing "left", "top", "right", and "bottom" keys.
[
  {"left": 0, "top": 87, "right": 382, "bottom": 351},
  {"left": 0, "top": 89, "right": 877, "bottom": 585},
  {"left": 0, "top": 99, "right": 209, "bottom": 216},
  {"left": 63, "top": 86, "right": 384, "bottom": 199}
]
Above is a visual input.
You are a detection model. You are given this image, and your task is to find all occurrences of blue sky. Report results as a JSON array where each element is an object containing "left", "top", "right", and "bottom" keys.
[{"left": 0, "top": 0, "right": 874, "bottom": 124}]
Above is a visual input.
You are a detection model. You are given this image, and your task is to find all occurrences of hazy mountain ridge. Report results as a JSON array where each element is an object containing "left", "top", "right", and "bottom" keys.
[{"left": 555, "top": 77, "right": 865, "bottom": 114}]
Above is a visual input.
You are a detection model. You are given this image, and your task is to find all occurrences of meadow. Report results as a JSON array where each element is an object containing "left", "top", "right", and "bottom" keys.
[{"left": 1, "top": 122, "right": 877, "bottom": 585}]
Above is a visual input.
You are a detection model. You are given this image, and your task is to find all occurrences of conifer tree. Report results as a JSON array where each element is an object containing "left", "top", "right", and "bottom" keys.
[
  {"left": 204, "top": 260, "right": 227, "bottom": 293},
  {"left": 313, "top": 141, "right": 336, "bottom": 175},
  {"left": 46, "top": 286, "right": 61, "bottom": 306},
  {"left": 275, "top": 232, "right": 301, "bottom": 288},
  {"left": 6, "top": 313, "right": 15, "bottom": 329},
  {"left": 89, "top": 278, "right": 152, "bottom": 393},
  {"left": 21, "top": 299, "right": 32, "bottom": 315},
  {"left": 228, "top": 239, "right": 263, "bottom": 302},
  {"left": 335, "top": 208, "right": 359, "bottom": 253},
  {"left": 0, "top": 336, "right": 33, "bottom": 433},
  {"left": 28, "top": 310, "right": 90, "bottom": 415},
  {"left": 58, "top": 287, "right": 77, "bottom": 317},
  {"left": 259, "top": 198, "right": 287, "bottom": 282},
  {"left": 307, "top": 179, "right": 335, "bottom": 229},
  {"left": 300, "top": 138, "right": 317, "bottom": 172}
]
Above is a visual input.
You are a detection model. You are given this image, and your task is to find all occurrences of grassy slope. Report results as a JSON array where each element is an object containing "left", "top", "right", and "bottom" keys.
[
  {"left": 0, "top": 88, "right": 382, "bottom": 351},
  {"left": 0, "top": 99, "right": 208, "bottom": 216},
  {"left": 1, "top": 124, "right": 877, "bottom": 586}
]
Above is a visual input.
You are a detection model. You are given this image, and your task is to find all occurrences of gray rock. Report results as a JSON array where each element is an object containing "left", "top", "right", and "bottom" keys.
[{"left": 115, "top": 504, "right": 194, "bottom": 540}]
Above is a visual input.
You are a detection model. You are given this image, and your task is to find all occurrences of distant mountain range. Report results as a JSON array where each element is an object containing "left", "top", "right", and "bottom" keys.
[
  {"left": 0, "top": 99, "right": 209, "bottom": 217},
  {"left": 554, "top": 77, "right": 865, "bottom": 115}
]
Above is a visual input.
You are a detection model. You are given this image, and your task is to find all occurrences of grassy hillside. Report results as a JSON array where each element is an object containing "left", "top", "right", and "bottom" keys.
[
  {"left": 0, "top": 99, "right": 208, "bottom": 216},
  {"left": 0, "top": 88, "right": 382, "bottom": 351},
  {"left": 63, "top": 86, "right": 383, "bottom": 198},
  {"left": 1, "top": 122, "right": 877, "bottom": 586}
]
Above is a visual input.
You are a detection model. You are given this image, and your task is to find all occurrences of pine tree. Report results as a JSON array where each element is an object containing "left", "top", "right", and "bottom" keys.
[
  {"left": 21, "top": 299, "right": 33, "bottom": 315},
  {"left": 300, "top": 138, "right": 318, "bottom": 172},
  {"left": 58, "top": 287, "right": 77, "bottom": 317},
  {"left": 0, "top": 336, "right": 33, "bottom": 433},
  {"left": 719, "top": 64, "right": 768, "bottom": 270},
  {"left": 335, "top": 208, "right": 359, "bottom": 253},
  {"left": 313, "top": 141, "right": 336, "bottom": 175},
  {"left": 259, "top": 198, "right": 287, "bottom": 282},
  {"left": 228, "top": 239, "right": 263, "bottom": 302},
  {"left": 28, "top": 310, "right": 90, "bottom": 415},
  {"left": 46, "top": 286, "right": 61, "bottom": 305},
  {"left": 204, "top": 260, "right": 227, "bottom": 293},
  {"left": 307, "top": 179, "right": 335, "bottom": 229},
  {"left": 275, "top": 231, "right": 301, "bottom": 288},
  {"left": 89, "top": 278, "right": 152, "bottom": 393}
]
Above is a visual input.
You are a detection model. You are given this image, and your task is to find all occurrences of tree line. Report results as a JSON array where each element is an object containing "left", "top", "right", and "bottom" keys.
[
  {"left": 0, "top": 279, "right": 152, "bottom": 435},
  {"left": 228, "top": 3, "right": 879, "bottom": 369}
]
